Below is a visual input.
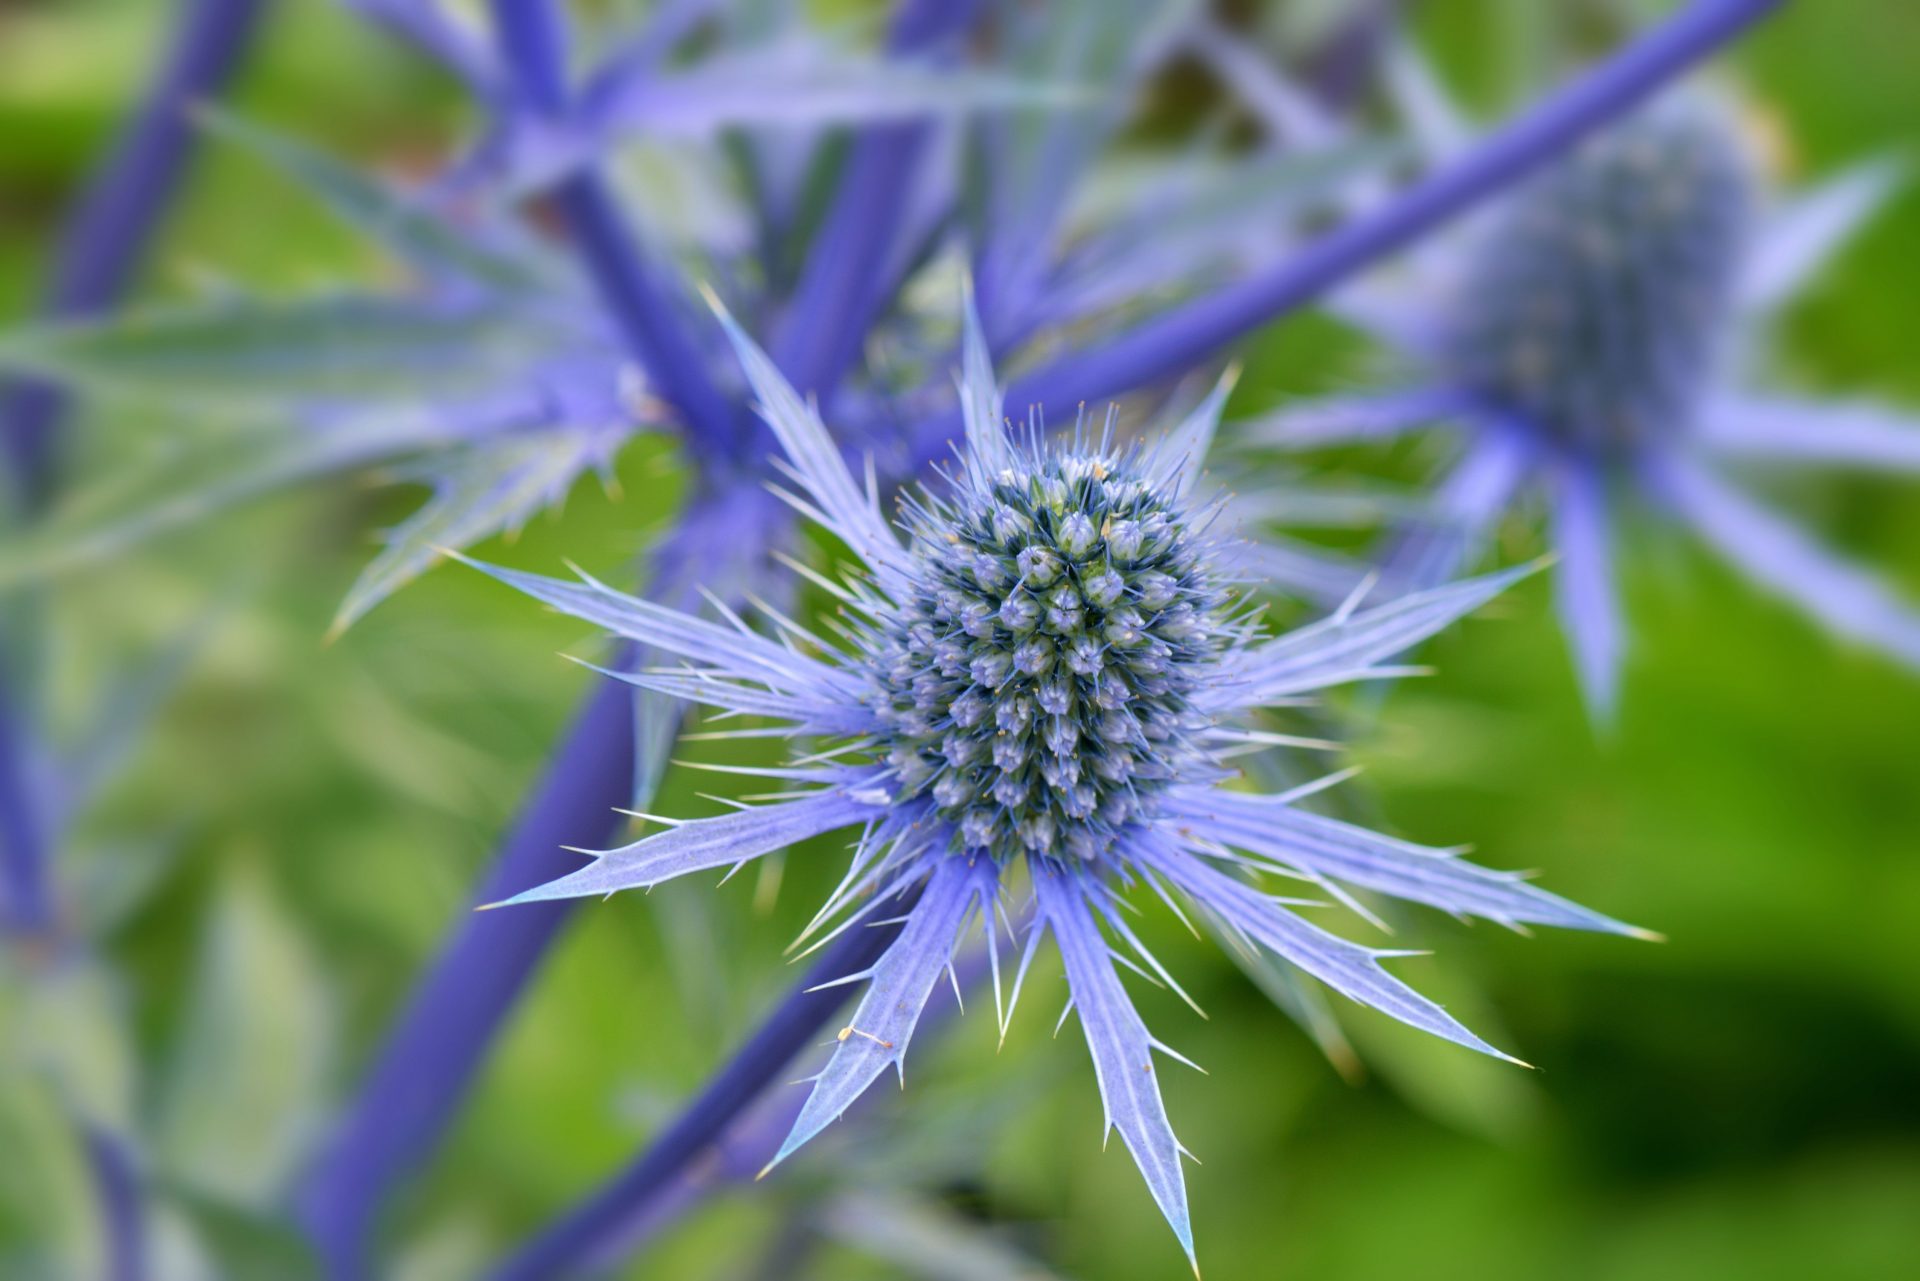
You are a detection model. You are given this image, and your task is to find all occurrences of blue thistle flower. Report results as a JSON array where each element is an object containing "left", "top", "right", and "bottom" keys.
[
  {"left": 1443, "top": 102, "right": 1756, "bottom": 455},
  {"left": 464, "top": 299, "right": 1644, "bottom": 1268},
  {"left": 1251, "top": 88, "right": 1920, "bottom": 716}
]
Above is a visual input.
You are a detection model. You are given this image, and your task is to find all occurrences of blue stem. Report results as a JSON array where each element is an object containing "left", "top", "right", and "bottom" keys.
[
  {"left": 0, "top": 679, "right": 51, "bottom": 936},
  {"left": 486, "top": 880, "right": 926, "bottom": 1281},
  {"left": 298, "top": 670, "right": 638, "bottom": 1278},
  {"left": 2, "top": 0, "right": 270, "bottom": 934},
  {"left": 770, "top": 0, "right": 983, "bottom": 408},
  {"left": 930, "top": 0, "right": 1785, "bottom": 466},
  {"left": 487, "top": 0, "right": 742, "bottom": 466},
  {"left": 594, "top": 943, "right": 994, "bottom": 1261},
  {"left": 81, "top": 1124, "right": 146, "bottom": 1281},
  {"left": 0, "top": 0, "right": 271, "bottom": 512}
]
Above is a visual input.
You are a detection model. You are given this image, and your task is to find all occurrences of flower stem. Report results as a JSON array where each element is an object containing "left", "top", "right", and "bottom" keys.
[
  {"left": 0, "top": 0, "right": 270, "bottom": 513},
  {"left": 968, "top": 0, "right": 1784, "bottom": 453},
  {"left": 770, "top": 0, "right": 984, "bottom": 409},
  {"left": 486, "top": 0, "right": 744, "bottom": 466},
  {"left": 298, "top": 670, "right": 638, "bottom": 1278},
  {"left": 588, "top": 943, "right": 994, "bottom": 1264},
  {"left": 485, "top": 880, "right": 926, "bottom": 1281},
  {"left": 80, "top": 1124, "right": 146, "bottom": 1281},
  {"left": 0, "top": 679, "right": 51, "bottom": 938},
  {"left": 2, "top": 0, "right": 271, "bottom": 938}
]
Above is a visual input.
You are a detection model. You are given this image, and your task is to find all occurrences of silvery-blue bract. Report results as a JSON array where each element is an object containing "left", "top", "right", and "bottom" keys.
[{"left": 465, "top": 299, "right": 1645, "bottom": 1267}]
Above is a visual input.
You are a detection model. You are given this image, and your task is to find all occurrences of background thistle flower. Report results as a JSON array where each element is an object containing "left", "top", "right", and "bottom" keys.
[
  {"left": 1445, "top": 101, "right": 1756, "bottom": 453},
  {"left": 1247, "top": 79, "right": 1920, "bottom": 716},
  {"left": 467, "top": 300, "right": 1645, "bottom": 1268}
]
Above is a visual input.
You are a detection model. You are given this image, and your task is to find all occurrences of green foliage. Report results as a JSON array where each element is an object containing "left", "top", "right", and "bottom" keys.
[
  {"left": 153, "top": 858, "right": 332, "bottom": 1209},
  {"left": 3, "top": 2, "right": 1918, "bottom": 1279}
]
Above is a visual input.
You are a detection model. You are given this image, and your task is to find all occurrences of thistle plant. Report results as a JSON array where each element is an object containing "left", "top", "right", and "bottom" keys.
[
  {"left": 1248, "top": 81, "right": 1920, "bottom": 715},
  {"left": 0, "top": 0, "right": 1797, "bottom": 1276},
  {"left": 463, "top": 301, "right": 1646, "bottom": 1269}
]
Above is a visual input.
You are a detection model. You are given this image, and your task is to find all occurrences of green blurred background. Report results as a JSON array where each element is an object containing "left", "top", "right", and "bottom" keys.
[{"left": 2, "top": 2, "right": 1917, "bottom": 1278}]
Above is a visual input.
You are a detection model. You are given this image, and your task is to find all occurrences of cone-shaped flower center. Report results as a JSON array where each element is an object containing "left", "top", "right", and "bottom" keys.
[
  {"left": 872, "top": 448, "right": 1223, "bottom": 862},
  {"left": 1446, "top": 104, "right": 1755, "bottom": 451}
]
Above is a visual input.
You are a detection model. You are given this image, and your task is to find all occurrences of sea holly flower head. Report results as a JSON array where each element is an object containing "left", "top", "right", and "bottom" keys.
[
  {"left": 464, "top": 296, "right": 1645, "bottom": 1267},
  {"left": 1247, "top": 81, "right": 1920, "bottom": 717},
  {"left": 1444, "top": 100, "right": 1756, "bottom": 454},
  {"left": 875, "top": 419, "right": 1234, "bottom": 863}
]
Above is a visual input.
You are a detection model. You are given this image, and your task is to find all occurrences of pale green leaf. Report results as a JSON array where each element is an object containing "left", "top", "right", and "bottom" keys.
[
  {"left": 0, "top": 406, "right": 469, "bottom": 590},
  {"left": 0, "top": 1076, "right": 104, "bottom": 1281},
  {"left": 8, "top": 959, "right": 139, "bottom": 1134},
  {"left": 0, "top": 295, "right": 542, "bottom": 411},
  {"left": 199, "top": 108, "right": 561, "bottom": 296},
  {"left": 330, "top": 426, "right": 617, "bottom": 634},
  {"left": 819, "top": 1190, "right": 1067, "bottom": 1281},
  {"left": 153, "top": 859, "right": 333, "bottom": 1208}
]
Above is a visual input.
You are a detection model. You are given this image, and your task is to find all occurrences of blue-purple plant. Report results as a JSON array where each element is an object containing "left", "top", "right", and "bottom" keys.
[{"left": 0, "top": 0, "right": 1802, "bottom": 1276}]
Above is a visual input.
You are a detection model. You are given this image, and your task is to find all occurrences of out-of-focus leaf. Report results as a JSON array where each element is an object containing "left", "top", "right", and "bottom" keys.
[
  {"left": 1044, "top": 141, "right": 1400, "bottom": 329},
  {"left": 161, "top": 1188, "right": 319, "bottom": 1281},
  {"left": 0, "top": 962, "right": 138, "bottom": 1280},
  {"left": 63, "top": 838, "right": 189, "bottom": 942},
  {"left": 10, "top": 959, "right": 139, "bottom": 1135},
  {"left": 340, "top": 0, "right": 499, "bottom": 94},
  {"left": 591, "top": 44, "right": 1088, "bottom": 137},
  {"left": 1218, "top": 928, "right": 1364, "bottom": 1083},
  {"left": 313, "top": 671, "right": 519, "bottom": 816},
  {"left": 0, "top": 295, "right": 543, "bottom": 410},
  {"left": 388, "top": 1213, "right": 494, "bottom": 1281},
  {"left": 1345, "top": 971, "right": 1543, "bottom": 1141},
  {"left": 0, "top": 1076, "right": 102, "bottom": 1281},
  {"left": 0, "top": 408, "right": 469, "bottom": 589},
  {"left": 198, "top": 108, "right": 562, "bottom": 297},
  {"left": 147, "top": 1198, "right": 221, "bottom": 1281},
  {"left": 153, "top": 858, "right": 333, "bottom": 1209},
  {"left": 331, "top": 425, "right": 622, "bottom": 633},
  {"left": 828, "top": 1027, "right": 1058, "bottom": 1190},
  {"left": 819, "top": 1190, "right": 1068, "bottom": 1281},
  {"left": 54, "top": 599, "right": 224, "bottom": 831}
]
